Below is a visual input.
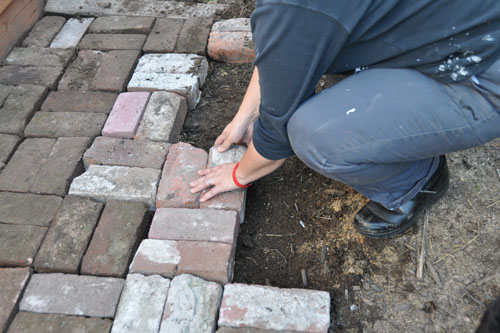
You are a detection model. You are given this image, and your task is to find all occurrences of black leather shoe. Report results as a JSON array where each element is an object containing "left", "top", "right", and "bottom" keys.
[{"left": 354, "top": 156, "right": 449, "bottom": 239}]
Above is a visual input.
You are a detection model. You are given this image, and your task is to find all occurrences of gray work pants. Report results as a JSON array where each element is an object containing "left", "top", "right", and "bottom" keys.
[{"left": 288, "top": 58, "right": 500, "bottom": 209}]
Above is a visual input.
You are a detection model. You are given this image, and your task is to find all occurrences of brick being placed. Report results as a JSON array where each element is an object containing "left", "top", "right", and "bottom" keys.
[
  {"left": 84, "top": 137, "right": 169, "bottom": 170},
  {"left": 22, "top": 16, "right": 67, "bottom": 48},
  {"left": 0, "top": 268, "right": 31, "bottom": 332},
  {"left": 69, "top": 165, "right": 161, "bottom": 209},
  {"left": 41, "top": 91, "right": 118, "bottom": 114},
  {"left": 111, "top": 274, "right": 170, "bottom": 333},
  {"left": 218, "top": 284, "right": 331, "bottom": 332},
  {"left": 19, "top": 273, "right": 124, "bottom": 318},
  {"left": 3, "top": 47, "right": 75, "bottom": 67},
  {"left": 208, "top": 18, "right": 255, "bottom": 64},
  {"left": 156, "top": 142, "right": 207, "bottom": 208},
  {"left": 200, "top": 145, "right": 248, "bottom": 224},
  {"left": 102, "top": 92, "right": 150, "bottom": 139},
  {"left": 50, "top": 17, "right": 94, "bottom": 48},
  {"left": 134, "top": 92, "right": 187, "bottom": 142},
  {"left": 8, "top": 312, "right": 112, "bottom": 333},
  {"left": 159, "top": 274, "right": 222, "bottom": 333},
  {"left": 128, "top": 53, "right": 208, "bottom": 109},
  {"left": 89, "top": 16, "right": 155, "bottom": 34},
  {"left": 130, "top": 239, "right": 235, "bottom": 284}
]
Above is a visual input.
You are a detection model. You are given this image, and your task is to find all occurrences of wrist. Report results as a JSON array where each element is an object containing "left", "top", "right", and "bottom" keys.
[{"left": 233, "top": 162, "right": 251, "bottom": 188}]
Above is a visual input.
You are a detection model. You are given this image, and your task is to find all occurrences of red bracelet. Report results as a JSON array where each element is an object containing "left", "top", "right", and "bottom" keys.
[{"left": 232, "top": 162, "right": 251, "bottom": 188}]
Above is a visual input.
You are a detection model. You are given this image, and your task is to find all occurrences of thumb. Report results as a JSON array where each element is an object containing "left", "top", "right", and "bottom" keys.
[{"left": 217, "top": 140, "right": 232, "bottom": 152}]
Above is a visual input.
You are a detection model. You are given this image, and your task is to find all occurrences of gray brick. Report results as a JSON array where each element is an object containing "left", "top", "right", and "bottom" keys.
[
  {"left": 8, "top": 312, "right": 112, "bottom": 333},
  {"left": 0, "top": 268, "right": 31, "bottom": 332},
  {"left": 22, "top": 16, "right": 67, "bottom": 47},
  {"left": 41, "top": 91, "right": 118, "bottom": 113},
  {"left": 0, "top": 134, "right": 20, "bottom": 165},
  {"left": 89, "top": 16, "right": 155, "bottom": 34},
  {"left": 0, "top": 224, "right": 47, "bottom": 267},
  {"left": 175, "top": 17, "right": 213, "bottom": 55},
  {"left": 0, "top": 66, "right": 64, "bottom": 89},
  {"left": 4, "top": 47, "right": 75, "bottom": 67},
  {"left": 143, "top": 18, "right": 184, "bottom": 53},
  {"left": 50, "top": 17, "right": 94, "bottom": 48},
  {"left": 79, "top": 34, "right": 147, "bottom": 50},
  {"left": 58, "top": 50, "right": 103, "bottom": 91},
  {"left": 25, "top": 112, "right": 106, "bottom": 138},
  {"left": 0, "top": 192, "right": 62, "bottom": 226}
]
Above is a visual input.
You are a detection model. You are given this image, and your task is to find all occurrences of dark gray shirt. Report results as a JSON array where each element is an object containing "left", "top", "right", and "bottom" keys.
[{"left": 251, "top": 0, "right": 500, "bottom": 160}]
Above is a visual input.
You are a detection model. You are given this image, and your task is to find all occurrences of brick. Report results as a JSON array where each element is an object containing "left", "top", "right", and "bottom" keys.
[
  {"left": 50, "top": 17, "right": 94, "bottom": 48},
  {"left": 91, "top": 49, "right": 141, "bottom": 92},
  {"left": 30, "top": 137, "right": 91, "bottom": 196},
  {"left": 134, "top": 92, "right": 188, "bottom": 142},
  {"left": 175, "top": 17, "right": 213, "bottom": 55},
  {"left": 0, "top": 84, "right": 47, "bottom": 136},
  {"left": 58, "top": 50, "right": 104, "bottom": 91},
  {"left": 0, "top": 138, "right": 56, "bottom": 193},
  {"left": 143, "top": 18, "right": 184, "bottom": 53},
  {"left": 45, "top": 0, "right": 227, "bottom": 18},
  {"left": 0, "top": 134, "right": 19, "bottom": 165},
  {"left": 0, "top": 192, "right": 62, "bottom": 226},
  {"left": 212, "top": 18, "right": 251, "bottom": 33},
  {"left": 0, "top": 224, "right": 47, "bottom": 267},
  {"left": 8, "top": 312, "right": 112, "bottom": 333},
  {"left": 216, "top": 328, "right": 294, "bottom": 333},
  {"left": 0, "top": 66, "right": 64, "bottom": 89},
  {"left": 130, "top": 239, "right": 235, "bottom": 284},
  {"left": 156, "top": 142, "right": 207, "bottom": 208},
  {"left": 200, "top": 145, "right": 248, "bottom": 224},
  {"left": 69, "top": 165, "right": 161, "bottom": 208},
  {"left": 34, "top": 196, "right": 103, "bottom": 273},
  {"left": 22, "top": 16, "right": 67, "bottom": 47},
  {"left": 42, "top": 91, "right": 118, "bottom": 113},
  {"left": 25, "top": 112, "right": 106, "bottom": 138},
  {"left": 111, "top": 274, "right": 170, "bottom": 333},
  {"left": 0, "top": 268, "right": 31, "bottom": 332},
  {"left": 81, "top": 201, "right": 149, "bottom": 277},
  {"left": 160, "top": 274, "right": 221, "bottom": 333},
  {"left": 218, "top": 284, "right": 331, "bottom": 332},
  {"left": 83, "top": 136, "right": 169, "bottom": 169},
  {"left": 79, "top": 34, "right": 147, "bottom": 51},
  {"left": 4, "top": 47, "right": 75, "bottom": 67},
  {"left": 208, "top": 31, "right": 255, "bottom": 64},
  {"left": 149, "top": 208, "right": 239, "bottom": 244},
  {"left": 102, "top": 92, "right": 150, "bottom": 138},
  {"left": 19, "top": 273, "right": 124, "bottom": 318},
  {"left": 90, "top": 16, "right": 155, "bottom": 34}
]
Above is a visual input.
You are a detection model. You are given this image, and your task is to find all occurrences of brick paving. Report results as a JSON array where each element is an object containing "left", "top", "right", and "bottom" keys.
[{"left": 0, "top": 4, "right": 331, "bottom": 332}]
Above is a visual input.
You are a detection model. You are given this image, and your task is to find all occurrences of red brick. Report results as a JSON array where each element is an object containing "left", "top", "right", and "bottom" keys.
[
  {"left": 143, "top": 18, "right": 184, "bottom": 53},
  {"left": 0, "top": 224, "right": 47, "bottom": 267},
  {"left": 149, "top": 208, "right": 239, "bottom": 244},
  {"left": 0, "top": 268, "right": 31, "bottom": 332},
  {"left": 175, "top": 17, "right": 213, "bottom": 55},
  {"left": 79, "top": 34, "right": 147, "bottom": 51},
  {"left": 130, "top": 239, "right": 235, "bottom": 284},
  {"left": 91, "top": 49, "right": 141, "bottom": 92},
  {"left": 8, "top": 312, "right": 112, "bottom": 333},
  {"left": 22, "top": 16, "right": 66, "bottom": 47},
  {"left": 156, "top": 142, "right": 208, "bottom": 208},
  {"left": 102, "top": 92, "right": 150, "bottom": 138},
  {"left": 41, "top": 91, "right": 118, "bottom": 114},
  {"left": 81, "top": 200, "right": 149, "bottom": 277},
  {"left": 208, "top": 31, "right": 255, "bottom": 64}
]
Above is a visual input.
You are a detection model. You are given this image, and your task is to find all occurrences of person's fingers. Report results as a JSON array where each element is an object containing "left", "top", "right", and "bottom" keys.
[
  {"left": 214, "top": 133, "right": 225, "bottom": 146},
  {"left": 217, "top": 139, "right": 232, "bottom": 152},
  {"left": 190, "top": 177, "right": 213, "bottom": 193},
  {"left": 200, "top": 186, "right": 222, "bottom": 202}
]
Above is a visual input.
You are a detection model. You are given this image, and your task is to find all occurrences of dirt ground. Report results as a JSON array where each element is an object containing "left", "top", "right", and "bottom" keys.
[{"left": 182, "top": 2, "right": 500, "bottom": 332}]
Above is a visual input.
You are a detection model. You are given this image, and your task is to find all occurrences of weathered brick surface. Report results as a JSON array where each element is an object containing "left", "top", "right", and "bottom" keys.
[
  {"left": 218, "top": 284, "right": 331, "bottom": 332},
  {"left": 130, "top": 239, "right": 235, "bottom": 284},
  {"left": 208, "top": 18, "right": 255, "bottom": 64},
  {"left": 8, "top": 312, "right": 113, "bottom": 333},
  {"left": 25, "top": 112, "right": 106, "bottom": 138},
  {"left": 90, "top": 16, "right": 155, "bottom": 34},
  {"left": 149, "top": 208, "right": 239, "bottom": 244},
  {"left": 19, "top": 273, "right": 124, "bottom": 318},
  {"left": 0, "top": 84, "right": 47, "bottom": 136},
  {"left": 59, "top": 49, "right": 140, "bottom": 92},
  {"left": 81, "top": 201, "right": 149, "bottom": 277},
  {"left": 102, "top": 92, "right": 150, "bottom": 138},
  {"left": 160, "top": 274, "right": 222, "bottom": 333},
  {"left": 22, "top": 16, "right": 67, "bottom": 47},
  {"left": 50, "top": 17, "right": 94, "bottom": 48},
  {"left": 34, "top": 196, "right": 103, "bottom": 273},
  {"left": 69, "top": 165, "right": 161, "bottom": 208},
  {"left": 111, "top": 274, "right": 170, "bottom": 333},
  {"left": 79, "top": 34, "right": 147, "bottom": 51},
  {"left": 143, "top": 18, "right": 184, "bottom": 53},
  {"left": 30, "top": 137, "right": 91, "bottom": 196},
  {"left": 83, "top": 137, "right": 169, "bottom": 169},
  {"left": 0, "top": 224, "right": 47, "bottom": 267},
  {"left": 134, "top": 92, "right": 188, "bottom": 142},
  {"left": 0, "top": 192, "right": 62, "bottom": 226},
  {"left": 42, "top": 91, "right": 118, "bottom": 113},
  {"left": 0, "top": 66, "right": 63, "bottom": 90},
  {"left": 0, "top": 268, "right": 31, "bottom": 332},
  {"left": 216, "top": 328, "right": 293, "bottom": 333},
  {"left": 175, "top": 17, "right": 213, "bottom": 55},
  {"left": 0, "top": 138, "right": 55, "bottom": 193},
  {"left": 200, "top": 145, "right": 248, "bottom": 224},
  {"left": 0, "top": 134, "right": 19, "bottom": 165},
  {"left": 156, "top": 142, "right": 207, "bottom": 208},
  {"left": 4, "top": 47, "right": 75, "bottom": 67}
]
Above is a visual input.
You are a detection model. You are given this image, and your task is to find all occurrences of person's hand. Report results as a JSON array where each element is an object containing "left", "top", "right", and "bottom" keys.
[
  {"left": 215, "top": 119, "right": 254, "bottom": 153},
  {"left": 190, "top": 163, "right": 239, "bottom": 202}
]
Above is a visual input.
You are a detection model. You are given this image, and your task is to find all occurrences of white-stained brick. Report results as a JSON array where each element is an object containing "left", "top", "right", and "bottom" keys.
[{"left": 50, "top": 18, "right": 94, "bottom": 48}]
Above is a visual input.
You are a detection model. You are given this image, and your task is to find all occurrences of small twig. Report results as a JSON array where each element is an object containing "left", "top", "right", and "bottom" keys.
[
  {"left": 245, "top": 256, "right": 258, "bottom": 266},
  {"left": 426, "top": 261, "right": 442, "bottom": 288},
  {"left": 486, "top": 199, "right": 500, "bottom": 208},
  {"left": 434, "top": 235, "right": 479, "bottom": 264},
  {"left": 294, "top": 202, "right": 299, "bottom": 212},
  {"left": 467, "top": 199, "right": 479, "bottom": 213},
  {"left": 266, "top": 234, "right": 283, "bottom": 237},
  {"left": 301, "top": 268, "right": 308, "bottom": 287},
  {"left": 321, "top": 245, "right": 328, "bottom": 263},
  {"left": 417, "top": 215, "right": 429, "bottom": 279},
  {"left": 319, "top": 216, "right": 332, "bottom": 220},
  {"left": 464, "top": 291, "right": 486, "bottom": 308}
]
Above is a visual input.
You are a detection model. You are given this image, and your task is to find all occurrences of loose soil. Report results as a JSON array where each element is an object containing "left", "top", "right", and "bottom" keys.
[{"left": 181, "top": 2, "right": 500, "bottom": 331}]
